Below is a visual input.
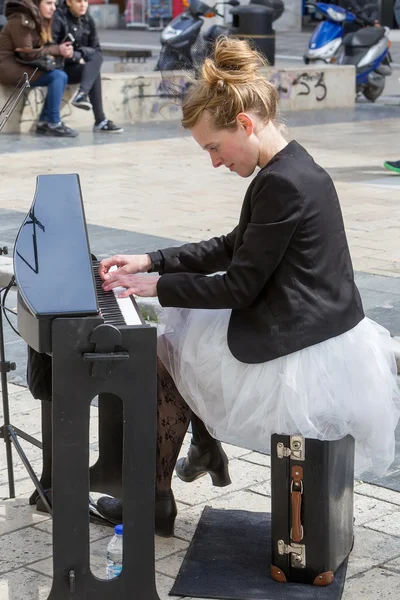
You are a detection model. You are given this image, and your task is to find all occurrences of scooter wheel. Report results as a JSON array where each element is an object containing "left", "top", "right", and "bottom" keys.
[{"left": 363, "top": 84, "right": 384, "bottom": 102}]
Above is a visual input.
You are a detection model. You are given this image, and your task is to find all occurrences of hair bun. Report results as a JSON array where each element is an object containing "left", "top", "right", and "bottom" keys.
[
  {"left": 201, "top": 36, "right": 267, "bottom": 88},
  {"left": 181, "top": 36, "right": 278, "bottom": 131}
]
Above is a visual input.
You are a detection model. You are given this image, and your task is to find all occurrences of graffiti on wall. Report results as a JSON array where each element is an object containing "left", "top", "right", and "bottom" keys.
[
  {"left": 120, "top": 75, "right": 189, "bottom": 120},
  {"left": 270, "top": 70, "right": 328, "bottom": 103}
]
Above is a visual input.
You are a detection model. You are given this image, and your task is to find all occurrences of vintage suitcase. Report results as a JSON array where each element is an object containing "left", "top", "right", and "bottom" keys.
[{"left": 271, "top": 434, "right": 355, "bottom": 586}]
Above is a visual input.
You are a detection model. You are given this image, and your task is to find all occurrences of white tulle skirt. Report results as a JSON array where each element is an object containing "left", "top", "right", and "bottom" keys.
[{"left": 156, "top": 308, "right": 400, "bottom": 477}]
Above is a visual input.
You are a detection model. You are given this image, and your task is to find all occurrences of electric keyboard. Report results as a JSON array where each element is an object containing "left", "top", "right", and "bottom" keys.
[
  {"left": 13, "top": 173, "right": 160, "bottom": 600},
  {"left": 14, "top": 174, "right": 145, "bottom": 353}
]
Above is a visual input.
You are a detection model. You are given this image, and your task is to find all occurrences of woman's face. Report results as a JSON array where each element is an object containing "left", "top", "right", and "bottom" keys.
[
  {"left": 191, "top": 111, "right": 260, "bottom": 178},
  {"left": 39, "top": 0, "right": 56, "bottom": 19},
  {"left": 67, "top": 0, "right": 89, "bottom": 17}
]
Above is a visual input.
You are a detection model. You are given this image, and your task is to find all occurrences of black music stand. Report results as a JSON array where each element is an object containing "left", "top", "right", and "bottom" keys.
[{"left": 0, "top": 246, "right": 52, "bottom": 511}]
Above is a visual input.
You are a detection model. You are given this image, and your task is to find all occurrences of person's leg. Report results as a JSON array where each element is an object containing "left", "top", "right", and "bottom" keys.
[
  {"left": 31, "top": 69, "right": 67, "bottom": 124},
  {"left": 88, "top": 73, "right": 106, "bottom": 124},
  {"left": 66, "top": 55, "right": 123, "bottom": 131},
  {"left": 155, "top": 358, "right": 192, "bottom": 492},
  {"left": 67, "top": 52, "right": 103, "bottom": 112},
  {"left": 79, "top": 51, "right": 103, "bottom": 95},
  {"left": 176, "top": 412, "right": 231, "bottom": 487},
  {"left": 30, "top": 71, "right": 54, "bottom": 123},
  {"left": 31, "top": 70, "right": 77, "bottom": 136},
  {"left": 96, "top": 357, "right": 192, "bottom": 535}
]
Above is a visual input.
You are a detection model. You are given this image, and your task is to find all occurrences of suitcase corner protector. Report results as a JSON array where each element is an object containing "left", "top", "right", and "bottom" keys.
[
  {"left": 271, "top": 565, "right": 287, "bottom": 583},
  {"left": 313, "top": 571, "right": 335, "bottom": 586}
]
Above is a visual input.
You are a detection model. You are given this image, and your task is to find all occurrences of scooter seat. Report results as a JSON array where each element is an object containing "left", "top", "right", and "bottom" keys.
[
  {"left": 203, "top": 24, "right": 227, "bottom": 44},
  {"left": 343, "top": 26, "right": 385, "bottom": 48}
]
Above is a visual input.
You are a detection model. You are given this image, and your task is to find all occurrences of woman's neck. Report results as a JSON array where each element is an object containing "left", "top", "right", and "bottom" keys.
[{"left": 257, "top": 122, "right": 288, "bottom": 169}]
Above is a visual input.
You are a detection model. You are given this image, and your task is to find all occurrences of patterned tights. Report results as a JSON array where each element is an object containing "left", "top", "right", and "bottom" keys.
[{"left": 156, "top": 358, "right": 192, "bottom": 492}]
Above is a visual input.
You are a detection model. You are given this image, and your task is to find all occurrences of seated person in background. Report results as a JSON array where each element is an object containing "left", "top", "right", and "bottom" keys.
[
  {"left": 0, "top": 0, "right": 77, "bottom": 137},
  {"left": 52, "top": 0, "right": 123, "bottom": 133}
]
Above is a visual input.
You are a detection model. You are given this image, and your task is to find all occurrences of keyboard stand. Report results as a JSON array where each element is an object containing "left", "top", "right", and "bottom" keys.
[
  {"left": 0, "top": 248, "right": 52, "bottom": 514},
  {"left": 49, "top": 315, "right": 160, "bottom": 600}
]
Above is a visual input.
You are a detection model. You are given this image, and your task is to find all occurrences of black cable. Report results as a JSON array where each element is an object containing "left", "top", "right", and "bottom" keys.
[{"left": 1, "top": 277, "right": 20, "bottom": 338}]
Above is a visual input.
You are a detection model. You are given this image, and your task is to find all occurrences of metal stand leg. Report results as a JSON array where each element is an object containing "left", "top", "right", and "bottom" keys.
[
  {"left": 0, "top": 257, "right": 50, "bottom": 509},
  {"left": 0, "top": 287, "right": 16, "bottom": 498}
]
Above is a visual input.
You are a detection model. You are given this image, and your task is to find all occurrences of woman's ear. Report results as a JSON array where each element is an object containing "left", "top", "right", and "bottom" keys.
[{"left": 236, "top": 113, "right": 254, "bottom": 137}]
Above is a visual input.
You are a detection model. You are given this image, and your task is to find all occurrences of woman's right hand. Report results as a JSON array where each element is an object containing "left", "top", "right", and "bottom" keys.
[
  {"left": 99, "top": 254, "right": 152, "bottom": 281},
  {"left": 59, "top": 42, "right": 73, "bottom": 58}
]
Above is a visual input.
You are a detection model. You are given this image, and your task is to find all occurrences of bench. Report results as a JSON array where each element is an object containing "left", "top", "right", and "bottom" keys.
[{"left": 101, "top": 44, "right": 153, "bottom": 63}]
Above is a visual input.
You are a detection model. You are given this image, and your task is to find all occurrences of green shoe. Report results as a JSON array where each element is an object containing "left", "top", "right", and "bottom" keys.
[{"left": 384, "top": 160, "right": 400, "bottom": 173}]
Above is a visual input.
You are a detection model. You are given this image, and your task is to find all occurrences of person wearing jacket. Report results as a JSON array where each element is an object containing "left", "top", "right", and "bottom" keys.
[
  {"left": 52, "top": 0, "right": 123, "bottom": 133},
  {"left": 0, "top": 0, "right": 77, "bottom": 136},
  {"left": 94, "top": 39, "right": 400, "bottom": 535}
]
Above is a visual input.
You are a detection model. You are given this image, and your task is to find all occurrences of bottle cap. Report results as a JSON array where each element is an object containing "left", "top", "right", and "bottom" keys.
[{"left": 114, "top": 524, "right": 123, "bottom": 535}]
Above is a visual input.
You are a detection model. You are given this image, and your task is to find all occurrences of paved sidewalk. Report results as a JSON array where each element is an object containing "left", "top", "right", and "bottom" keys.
[
  {"left": 0, "top": 383, "right": 399, "bottom": 600},
  {"left": 0, "top": 106, "right": 400, "bottom": 599}
]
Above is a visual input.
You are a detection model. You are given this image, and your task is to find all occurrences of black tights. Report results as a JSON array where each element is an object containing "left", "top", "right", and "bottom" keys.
[
  {"left": 27, "top": 347, "right": 214, "bottom": 495},
  {"left": 156, "top": 357, "right": 192, "bottom": 491}
]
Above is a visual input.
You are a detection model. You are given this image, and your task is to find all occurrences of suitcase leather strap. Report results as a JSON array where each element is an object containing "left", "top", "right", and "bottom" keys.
[{"left": 290, "top": 465, "right": 304, "bottom": 543}]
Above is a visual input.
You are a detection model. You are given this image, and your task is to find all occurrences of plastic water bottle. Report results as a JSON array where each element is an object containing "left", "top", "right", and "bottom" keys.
[{"left": 106, "top": 524, "right": 123, "bottom": 579}]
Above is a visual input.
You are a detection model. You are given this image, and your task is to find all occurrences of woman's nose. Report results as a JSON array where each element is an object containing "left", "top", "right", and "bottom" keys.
[{"left": 211, "top": 156, "right": 223, "bottom": 169}]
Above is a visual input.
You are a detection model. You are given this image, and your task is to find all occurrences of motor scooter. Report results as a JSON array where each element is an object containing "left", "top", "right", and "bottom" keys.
[
  {"left": 338, "top": 24, "right": 392, "bottom": 102},
  {"left": 156, "top": 0, "right": 284, "bottom": 71},
  {"left": 304, "top": 2, "right": 359, "bottom": 64}
]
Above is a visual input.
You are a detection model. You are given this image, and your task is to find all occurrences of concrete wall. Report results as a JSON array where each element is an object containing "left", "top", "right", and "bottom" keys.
[
  {"left": 0, "top": 65, "right": 355, "bottom": 133},
  {"left": 88, "top": 4, "right": 119, "bottom": 29},
  {"left": 274, "top": 0, "right": 303, "bottom": 33}
]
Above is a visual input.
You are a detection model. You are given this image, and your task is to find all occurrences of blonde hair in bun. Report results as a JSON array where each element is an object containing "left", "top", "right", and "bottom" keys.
[{"left": 181, "top": 36, "right": 278, "bottom": 130}]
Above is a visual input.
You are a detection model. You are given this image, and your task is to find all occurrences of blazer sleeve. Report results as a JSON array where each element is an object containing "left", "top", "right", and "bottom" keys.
[
  {"left": 147, "top": 226, "right": 237, "bottom": 275},
  {"left": 156, "top": 172, "right": 305, "bottom": 309}
]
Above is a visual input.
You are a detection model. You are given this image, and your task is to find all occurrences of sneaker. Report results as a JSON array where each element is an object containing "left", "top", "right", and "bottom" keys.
[
  {"left": 383, "top": 160, "right": 400, "bottom": 174},
  {"left": 35, "top": 121, "right": 48, "bottom": 135},
  {"left": 93, "top": 119, "right": 124, "bottom": 133},
  {"left": 36, "top": 122, "right": 78, "bottom": 138},
  {"left": 72, "top": 92, "right": 92, "bottom": 111}
]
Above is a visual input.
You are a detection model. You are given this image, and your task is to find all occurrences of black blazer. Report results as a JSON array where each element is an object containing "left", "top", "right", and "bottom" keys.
[{"left": 149, "top": 140, "right": 364, "bottom": 364}]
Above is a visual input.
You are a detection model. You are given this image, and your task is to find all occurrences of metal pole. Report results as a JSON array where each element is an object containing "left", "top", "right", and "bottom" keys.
[{"left": 0, "top": 285, "right": 16, "bottom": 498}]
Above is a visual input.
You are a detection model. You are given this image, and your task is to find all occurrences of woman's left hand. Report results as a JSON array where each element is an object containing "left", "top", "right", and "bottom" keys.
[{"left": 102, "top": 273, "right": 160, "bottom": 298}]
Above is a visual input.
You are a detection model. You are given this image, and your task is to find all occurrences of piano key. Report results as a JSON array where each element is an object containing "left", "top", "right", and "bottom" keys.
[{"left": 92, "top": 261, "right": 143, "bottom": 327}]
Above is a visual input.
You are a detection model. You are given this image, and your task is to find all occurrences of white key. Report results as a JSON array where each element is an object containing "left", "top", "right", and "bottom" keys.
[
  {"left": 112, "top": 287, "right": 142, "bottom": 326},
  {"left": 108, "top": 265, "right": 143, "bottom": 326}
]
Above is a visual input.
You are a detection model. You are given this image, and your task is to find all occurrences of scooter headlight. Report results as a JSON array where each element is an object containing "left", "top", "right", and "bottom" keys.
[
  {"left": 162, "top": 25, "right": 180, "bottom": 41},
  {"left": 326, "top": 7, "right": 346, "bottom": 22}
]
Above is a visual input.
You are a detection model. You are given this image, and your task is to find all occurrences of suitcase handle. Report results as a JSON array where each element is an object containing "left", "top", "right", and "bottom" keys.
[{"left": 291, "top": 465, "right": 304, "bottom": 543}]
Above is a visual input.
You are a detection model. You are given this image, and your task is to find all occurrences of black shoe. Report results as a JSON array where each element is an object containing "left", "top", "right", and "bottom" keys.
[
  {"left": 93, "top": 119, "right": 124, "bottom": 133},
  {"left": 176, "top": 440, "right": 231, "bottom": 487},
  {"left": 96, "top": 490, "right": 177, "bottom": 537},
  {"left": 35, "top": 121, "right": 47, "bottom": 134},
  {"left": 36, "top": 122, "right": 78, "bottom": 137},
  {"left": 72, "top": 92, "right": 92, "bottom": 111}
]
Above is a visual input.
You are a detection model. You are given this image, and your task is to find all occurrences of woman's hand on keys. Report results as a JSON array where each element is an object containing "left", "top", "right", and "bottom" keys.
[
  {"left": 102, "top": 273, "right": 160, "bottom": 298},
  {"left": 99, "top": 254, "right": 152, "bottom": 281}
]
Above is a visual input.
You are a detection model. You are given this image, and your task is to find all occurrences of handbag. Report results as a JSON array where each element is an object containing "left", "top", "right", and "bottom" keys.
[{"left": 15, "top": 48, "right": 64, "bottom": 72}]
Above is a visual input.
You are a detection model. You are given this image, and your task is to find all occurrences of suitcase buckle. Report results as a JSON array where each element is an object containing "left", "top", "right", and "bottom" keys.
[
  {"left": 277, "top": 436, "right": 305, "bottom": 461},
  {"left": 277, "top": 540, "right": 306, "bottom": 568}
]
